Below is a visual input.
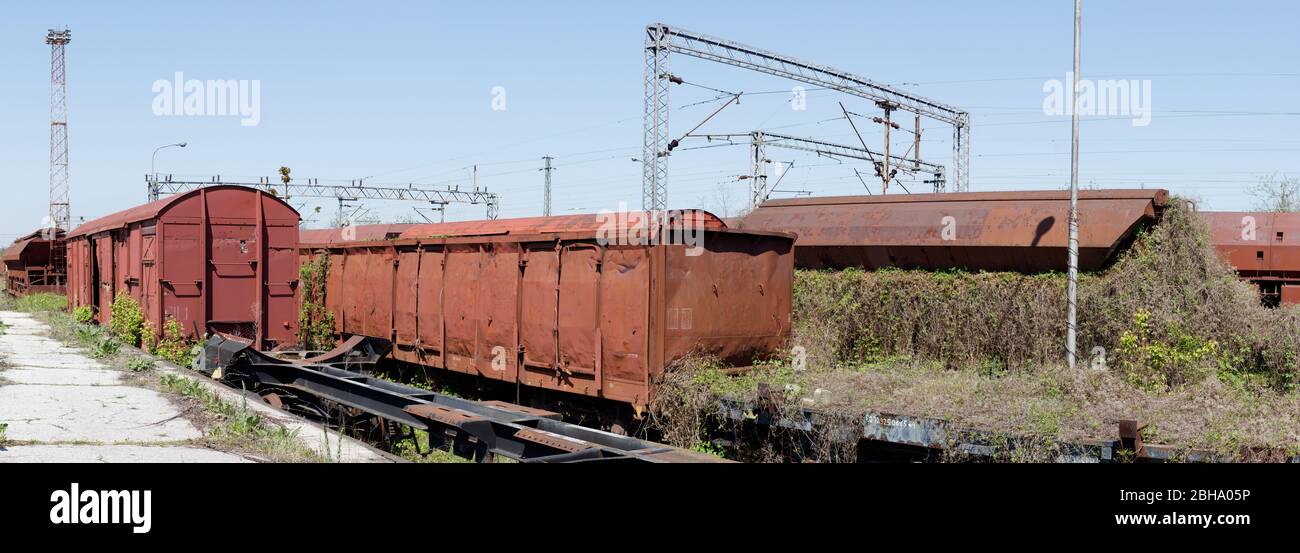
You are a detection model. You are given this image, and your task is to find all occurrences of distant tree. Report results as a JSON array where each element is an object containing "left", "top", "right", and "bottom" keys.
[
  {"left": 390, "top": 212, "right": 424, "bottom": 224},
  {"left": 1248, "top": 173, "right": 1300, "bottom": 212},
  {"left": 277, "top": 166, "right": 293, "bottom": 199},
  {"left": 700, "top": 181, "right": 738, "bottom": 218}
]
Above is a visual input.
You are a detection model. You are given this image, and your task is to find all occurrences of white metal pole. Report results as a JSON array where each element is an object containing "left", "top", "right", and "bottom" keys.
[{"left": 1067, "top": 0, "right": 1082, "bottom": 370}]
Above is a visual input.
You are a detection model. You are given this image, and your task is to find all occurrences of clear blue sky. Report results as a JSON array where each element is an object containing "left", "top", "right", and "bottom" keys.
[{"left": 1, "top": 0, "right": 1297, "bottom": 239}]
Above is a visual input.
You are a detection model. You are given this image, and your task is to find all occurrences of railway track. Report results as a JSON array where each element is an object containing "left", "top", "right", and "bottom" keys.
[
  {"left": 715, "top": 396, "right": 1300, "bottom": 463},
  {"left": 198, "top": 334, "right": 725, "bottom": 463}
]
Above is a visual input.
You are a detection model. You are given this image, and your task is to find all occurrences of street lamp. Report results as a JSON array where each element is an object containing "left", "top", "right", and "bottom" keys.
[{"left": 150, "top": 142, "right": 187, "bottom": 200}]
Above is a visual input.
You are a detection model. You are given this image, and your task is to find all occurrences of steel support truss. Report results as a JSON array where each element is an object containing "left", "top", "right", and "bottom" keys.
[
  {"left": 147, "top": 175, "right": 500, "bottom": 219},
  {"left": 643, "top": 23, "right": 971, "bottom": 210},
  {"left": 749, "top": 131, "right": 946, "bottom": 207}
]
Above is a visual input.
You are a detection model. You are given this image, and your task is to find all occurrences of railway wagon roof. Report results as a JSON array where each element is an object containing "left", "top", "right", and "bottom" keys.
[{"left": 68, "top": 186, "right": 299, "bottom": 239}]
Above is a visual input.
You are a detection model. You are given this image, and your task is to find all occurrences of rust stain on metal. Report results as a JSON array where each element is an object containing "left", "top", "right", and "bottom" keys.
[
  {"left": 480, "top": 400, "right": 563, "bottom": 420},
  {"left": 404, "top": 403, "right": 485, "bottom": 426},
  {"left": 738, "top": 189, "right": 1168, "bottom": 272},
  {"left": 396, "top": 211, "right": 729, "bottom": 240},
  {"left": 512, "top": 427, "right": 593, "bottom": 453},
  {"left": 299, "top": 224, "right": 416, "bottom": 247}
]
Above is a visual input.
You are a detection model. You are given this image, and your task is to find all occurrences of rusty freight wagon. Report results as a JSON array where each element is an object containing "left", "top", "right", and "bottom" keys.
[
  {"left": 66, "top": 186, "right": 301, "bottom": 349},
  {"left": 298, "top": 224, "right": 414, "bottom": 248},
  {"left": 1201, "top": 211, "right": 1300, "bottom": 306},
  {"left": 737, "top": 189, "right": 1168, "bottom": 272},
  {"left": 3, "top": 228, "right": 67, "bottom": 296},
  {"left": 299, "top": 224, "right": 414, "bottom": 267},
  {"left": 300, "top": 211, "right": 795, "bottom": 418}
]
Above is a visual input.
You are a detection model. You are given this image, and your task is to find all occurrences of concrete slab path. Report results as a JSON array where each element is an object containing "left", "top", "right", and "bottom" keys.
[
  {"left": 0, "top": 310, "right": 248, "bottom": 462},
  {"left": 0, "top": 310, "right": 392, "bottom": 463}
]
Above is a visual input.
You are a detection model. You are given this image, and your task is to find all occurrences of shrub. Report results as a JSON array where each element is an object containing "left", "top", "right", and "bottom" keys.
[
  {"left": 1114, "top": 309, "right": 1218, "bottom": 390},
  {"left": 141, "top": 320, "right": 158, "bottom": 352},
  {"left": 151, "top": 317, "right": 193, "bottom": 366},
  {"left": 72, "top": 305, "right": 94, "bottom": 323},
  {"left": 298, "top": 252, "right": 336, "bottom": 350},
  {"left": 109, "top": 293, "right": 145, "bottom": 346}
]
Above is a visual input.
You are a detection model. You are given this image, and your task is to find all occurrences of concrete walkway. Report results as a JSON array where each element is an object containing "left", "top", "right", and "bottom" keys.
[
  {"left": 0, "top": 310, "right": 250, "bottom": 462},
  {"left": 0, "top": 310, "right": 393, "bottom": 463}
]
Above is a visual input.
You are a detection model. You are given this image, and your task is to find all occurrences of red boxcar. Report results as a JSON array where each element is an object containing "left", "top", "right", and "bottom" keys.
[
  {"left": 66, "top": 186, "right": 300, "bottom": 349},
  {"left": 300, "top": 211, "right": 795, "bottom": 411},
  {"left": 3, "top": 228, "right": 67, "bottom": 296}
]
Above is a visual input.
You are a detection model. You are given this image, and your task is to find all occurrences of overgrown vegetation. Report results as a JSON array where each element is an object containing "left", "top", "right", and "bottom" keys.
[
  {"left": 151, "top": 317, "right": 199, "bottom": 368},
  {"left": 653, "top": 199, "right": 1300, "bottom": 461},
  {"left": 12, "top": 293, "right": 66, "bottom": 313},
  {"left": 128, "top": 358, "right": 156, "bottom": 373},
  {"left": 782, "top": 200, "right": 1299, "bottom": 390},
  {"left": 388, "top": 428, "right": 472, "bottom": 463},
  {"left": 89, "top": 333, "right": 122, "bottom": 358},
  {"left": 159, "top": 373, "right": 318, "bottom": 462},
  {"left": 298, "top": 252, "right": 336, "bottom": 350},
  {"left": 109, "top": 293, "right": 145, "bottom": 347},
  {"left": 72, "top": 305, "right": 93, "bottom": 323}
]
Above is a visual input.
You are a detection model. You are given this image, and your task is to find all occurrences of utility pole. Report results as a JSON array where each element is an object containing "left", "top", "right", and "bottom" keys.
[
  {"left": 1066, "top": 0, "right": 1083, "bottom": 371},
  {"left": 749, "top": 133, "right": 768, "bottom": 209},
  {"left": 541, "top": 156, "right": 554, "bottom": 217},
  {"left": 914, "top": 112, "right": 922, "bottom": 172},
  {"left": 46, "top": 28, "right": 72, "bottom": 232},
  {"left": 871, "top": 101, "right": 901, "bottom": 193}
]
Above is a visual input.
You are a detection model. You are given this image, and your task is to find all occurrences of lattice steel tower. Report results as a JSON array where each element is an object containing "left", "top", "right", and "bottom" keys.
[
  {"left": 642, "top": 24, "right": 671, "bottom": 210},
  {"left": 641, "top": 23, "right": 971, "bottom": 208},
  {"left": 46, "top": 28, "right": 71, "bottom": 232}
]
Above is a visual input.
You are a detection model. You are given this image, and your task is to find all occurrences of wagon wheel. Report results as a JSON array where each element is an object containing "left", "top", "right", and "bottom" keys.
[{"left": 604, "top": 410, "right": 640, "bottom": 437}]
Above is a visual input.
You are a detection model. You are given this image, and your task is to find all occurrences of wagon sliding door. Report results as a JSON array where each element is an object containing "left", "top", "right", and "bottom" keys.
[
  {"left": 442, "top": 242, "right": 519, "bottom": 383},
  {"left": 520, "top": 243, "right": 604, "bottom": 397},
  {"left": 481, "top": 243, "right": 521, "bottom": 383},
  {"left": 140, "top": 224, "right": 159, "bottom": 333},
  {"left": 90, "top": 235, "right": 114, "bottom": 323},
  {"left": 414, "top": 247, "right": 445, "bottom": 364},
  {"left": 339, "top": 246, "right": 394, "bottom": 341},
  {"left": 160, "top": 220, "right": 204, "bottom": 338}
]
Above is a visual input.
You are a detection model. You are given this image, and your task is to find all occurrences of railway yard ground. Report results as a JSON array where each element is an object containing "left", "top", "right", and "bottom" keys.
[
  {"left": 653, "top": 200, "right": 1300, "bottom": 462},
  {"left": 7, "top": 198, "right": 1299, "bottom": 463},
  {"left": 0, "top": 293, "right": 394, "bottom": 463}
]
